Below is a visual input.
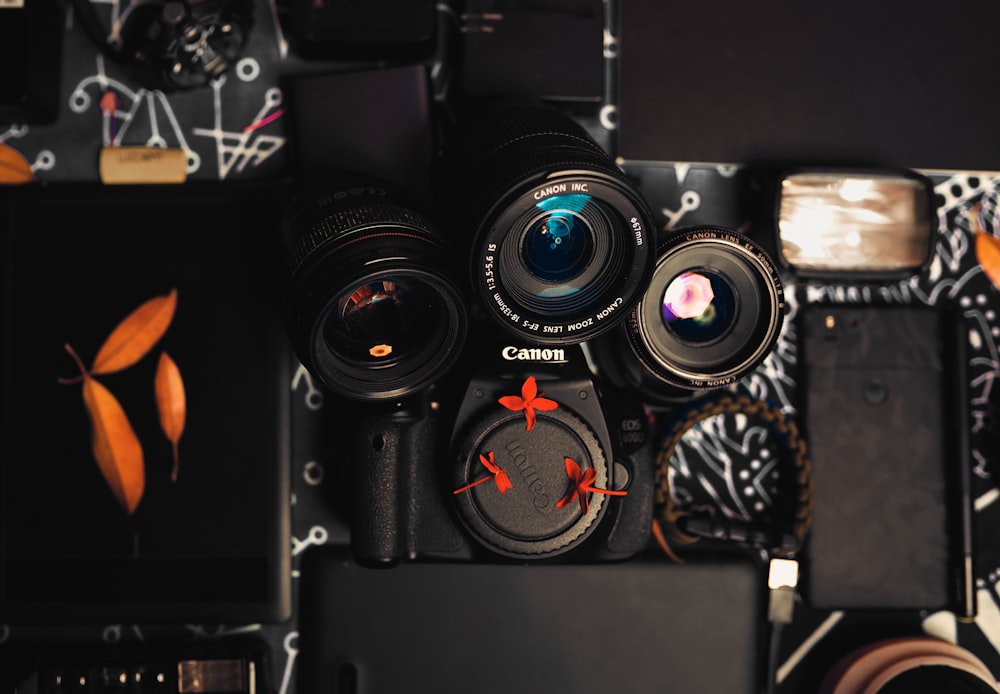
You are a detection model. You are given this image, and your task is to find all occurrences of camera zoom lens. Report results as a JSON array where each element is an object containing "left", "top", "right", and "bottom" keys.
[
  {"left": 450, "top": 101, "right": 654, "bottom": 344},
  {"left": 661, "top": 270, "right": 738, "bottom": 345}
]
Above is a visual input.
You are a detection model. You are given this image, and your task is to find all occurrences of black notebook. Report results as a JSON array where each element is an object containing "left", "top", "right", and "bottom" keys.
[
  {"left": 299, "top": 548, "right": 764, "bottom": 694},
  {"left": 618, "top": 1, "right": 1000, "bottom": 172},
  {"left": 0, "top": 182, "right": 291, "bottom": 623}
]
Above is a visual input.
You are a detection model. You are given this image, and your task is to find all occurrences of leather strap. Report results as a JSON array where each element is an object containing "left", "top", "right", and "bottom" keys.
[{"left": 654, "top": 392, "right": 814, "bottom": 559}]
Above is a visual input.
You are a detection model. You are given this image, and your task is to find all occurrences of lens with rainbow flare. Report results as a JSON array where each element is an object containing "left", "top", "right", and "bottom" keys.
[
  {"left": 610, "top": 226, "right": 785, "bottom": 399},
  {"left": 661, "top": 270, "right": 739, "bottom": 345}
]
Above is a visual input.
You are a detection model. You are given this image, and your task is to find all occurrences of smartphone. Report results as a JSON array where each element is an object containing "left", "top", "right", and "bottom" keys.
[{"left": 800, "top": 304, "right": 956, "bottom": 609}]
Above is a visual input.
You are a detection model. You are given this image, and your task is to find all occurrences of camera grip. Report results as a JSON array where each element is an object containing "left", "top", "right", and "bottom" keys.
[
  {"left": 350, "top": 404, "right": 463, "bottom": 564},
  {"left": 606, "top": 438, "right": 655, "bottom": 556}
]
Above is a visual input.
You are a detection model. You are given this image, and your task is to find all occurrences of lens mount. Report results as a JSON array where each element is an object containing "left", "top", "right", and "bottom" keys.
[
  {"left": 282, "top": 181, "right": 467, "bottom": 401},
  {"left": 627, "top": 226, "right": 785, "bottom": 392}
]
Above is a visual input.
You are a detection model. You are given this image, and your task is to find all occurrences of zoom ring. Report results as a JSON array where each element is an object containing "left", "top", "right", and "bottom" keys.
[{"left": 470, "top": 101, "right": 611, "bottom": 162}]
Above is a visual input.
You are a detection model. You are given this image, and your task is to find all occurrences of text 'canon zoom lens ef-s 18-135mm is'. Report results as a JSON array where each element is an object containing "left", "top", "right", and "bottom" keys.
[{"left": 445, "top": 100, "right": 656, "bottom": 344}]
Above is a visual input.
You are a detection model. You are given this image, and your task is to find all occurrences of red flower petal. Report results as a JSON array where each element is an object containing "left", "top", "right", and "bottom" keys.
[
  {"left": 555, "top": 489, "right": 576, "bottom": 509},
  {"left": 524, "top": 406, "right": 537, "bottom": 431},
  {"left": 521, "top": 376, "right": 538, "bottom": 401},
  {"left": 564, "top": 457, "right": 582, "bottom": 482},
  {"left": 495, "top": 471, "right": 513, "bottom": 493},
  {"left": 480, "top": 452, "right": 499, "bottom": 474},
  {"left": 499, "top": 395, "right": 526, "bottom": 412},
  {"left": 532, "top": 396, "right": 559, "bottom": 412}
]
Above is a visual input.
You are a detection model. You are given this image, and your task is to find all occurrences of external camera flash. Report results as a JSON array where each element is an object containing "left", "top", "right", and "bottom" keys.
[{"left": 776, "top": 169, "right": 936, "bottom": 278}]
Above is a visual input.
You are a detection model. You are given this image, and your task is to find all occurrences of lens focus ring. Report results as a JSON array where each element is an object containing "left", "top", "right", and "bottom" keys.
[{"left": 284, "top": 191, "right": 437, "bottom": 276}]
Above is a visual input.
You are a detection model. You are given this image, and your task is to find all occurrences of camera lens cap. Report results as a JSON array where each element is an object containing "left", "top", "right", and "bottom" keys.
[{"left": 453, "top": 406, "right": 611, "bottom": 558}]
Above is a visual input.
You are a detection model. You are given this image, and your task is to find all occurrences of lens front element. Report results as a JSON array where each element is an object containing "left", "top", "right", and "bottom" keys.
[
  {"left": 325, "top": 278, "right": 445, "bottom": 365},
  {"left": 521, "top": 206, "right": 594, "bottom": 285},
  {"left": 454, "top": 101, "right": 655, "bottom": 344},
  {"left": 482, "top": 178, "right": 652, "bottom": 344},
  {"left": 281, "top": 182, "right": 467, "bottom": 401},
  {"left": 662, "top": 270, "right": 739, "bottom": 345}
]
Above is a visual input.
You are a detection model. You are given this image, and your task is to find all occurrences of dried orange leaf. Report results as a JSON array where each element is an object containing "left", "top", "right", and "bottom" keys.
[
  {"left": 0, "top": 143, "right": 34, "bottom": 184},
  {"left": 976, "top": 232, "right": 1000, "bottom": 292},
  {"left": 91, "top": 289, "right": 178, "bottom": 375},
  {"left": 82, "top": 376, "right": 145, "bottom": 514},
  {"left": 155, "top": 351, "right": 186, "bottom": 481}
]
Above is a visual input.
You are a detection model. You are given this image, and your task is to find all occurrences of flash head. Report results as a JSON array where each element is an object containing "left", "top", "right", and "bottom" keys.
[{"left": 775, "top": 168, "right": 936, "bottom": 279}]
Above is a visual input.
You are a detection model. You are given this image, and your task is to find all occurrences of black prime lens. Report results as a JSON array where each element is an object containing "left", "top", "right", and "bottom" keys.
[
  {"left": 449, "top": 101, "right": 655, "bottom": 344},
  {"left": 621, "top": 226, "right": 785, "bottom": 396},
  {"left": 281, "top": 179, "right": 467, "bottom": 401}
]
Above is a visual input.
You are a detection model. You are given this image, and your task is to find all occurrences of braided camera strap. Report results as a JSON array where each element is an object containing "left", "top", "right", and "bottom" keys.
[{"left": 654, "top": 393, "right": 814, "bottom": 559}]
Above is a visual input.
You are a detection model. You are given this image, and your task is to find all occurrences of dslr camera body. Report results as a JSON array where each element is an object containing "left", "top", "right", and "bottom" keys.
[{"left": 348, "top": 340, "right": 654, "bottom": 565}]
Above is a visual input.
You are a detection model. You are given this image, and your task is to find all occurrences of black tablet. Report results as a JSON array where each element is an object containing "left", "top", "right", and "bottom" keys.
[{"left": 0, "top": 182, "right": 291, "bottom": 623}]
